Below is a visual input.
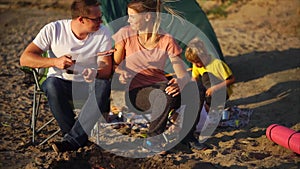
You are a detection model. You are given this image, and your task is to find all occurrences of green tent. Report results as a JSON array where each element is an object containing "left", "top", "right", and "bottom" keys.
[{"left": 164, "top": 0, "right": 224, "bottom": 61}]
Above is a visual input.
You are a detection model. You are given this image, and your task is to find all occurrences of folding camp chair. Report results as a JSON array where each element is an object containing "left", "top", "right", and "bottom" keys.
[
  {"left": 30, "top": 67, "right": 62, "bottom": 145},
  {"left": 23, "top": 51, "right": 95, "bottom": 145},
  {"left": 21, "top": 51, "right": 61, "bottom": 145},
  {"left": 23, "top": 51, "right": 103, "bottom": 146}
]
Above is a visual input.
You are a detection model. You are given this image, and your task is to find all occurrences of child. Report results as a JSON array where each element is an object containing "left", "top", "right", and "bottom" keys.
[{"left": 185, "top": 38, "right": 235, "bottom": 112}]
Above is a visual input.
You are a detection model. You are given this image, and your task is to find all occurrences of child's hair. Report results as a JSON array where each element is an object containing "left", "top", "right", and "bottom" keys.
[{"left": 185, "top": 38, "right": 209, "bottom": 63}]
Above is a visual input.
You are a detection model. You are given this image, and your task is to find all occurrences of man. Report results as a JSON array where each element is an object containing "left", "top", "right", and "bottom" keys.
[{"left": 20, "top": 0, "right": 113, "bottom": 153}]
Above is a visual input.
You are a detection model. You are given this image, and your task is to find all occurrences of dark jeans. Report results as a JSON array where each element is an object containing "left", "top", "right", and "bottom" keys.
[
  {"left": 126, "top": 82, "right": 181, "bottom": 137},
  {"left": 41, "top": 77, "right": 111, "bottom": 147}
]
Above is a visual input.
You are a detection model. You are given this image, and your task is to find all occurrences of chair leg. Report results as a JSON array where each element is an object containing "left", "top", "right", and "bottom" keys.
[
  {"left": 31, "top": 84, "right": 61, "bottom": 145},
  {"left": 36, "top": 118, "right": 56, "bottom": 133},
  {"left": 32, "top": 87, "right": 43, "bottom": 144},
  {"left": 39, "top": 128, "right": 61, "bottom": 146},
  {"left": 31, "top": 85, "right": 38, "bottom": 144},
  {"left": 95, "top": 122, "right": 100, "bottom": 145},
  {"left": 162, "top": 133, "right": 169, "bottom": 143},
  {"left": 30, "top": 67, "right": 62, "bottom": 145}
]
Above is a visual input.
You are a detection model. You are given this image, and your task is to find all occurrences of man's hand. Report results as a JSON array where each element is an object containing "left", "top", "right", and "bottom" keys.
[{"left": 54, "top": 55, "right": 74, "bottom": 70}]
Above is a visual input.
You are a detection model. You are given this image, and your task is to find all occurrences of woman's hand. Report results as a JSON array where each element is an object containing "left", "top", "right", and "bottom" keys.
[
  {"left": 96, "top": 49, "right": 116, "bottom": 57},
  {"left": 119, "top": 70, "right": 132, "bottom": 84},
  {"left": 165, "top": 78, "right": 180, "bottom": 97},
  {"left": 82, "top": 68, "right": 97, "bottom": 83}
]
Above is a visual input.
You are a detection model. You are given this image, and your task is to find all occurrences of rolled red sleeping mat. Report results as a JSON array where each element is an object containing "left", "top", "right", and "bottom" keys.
[{"left": 266, "top": 124, "right": 300, "bottom": 154}]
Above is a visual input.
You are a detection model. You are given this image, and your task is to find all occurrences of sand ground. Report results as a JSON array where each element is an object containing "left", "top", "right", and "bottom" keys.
[{"left": 0, "top": 0, "right": 299, "bottom": 168}]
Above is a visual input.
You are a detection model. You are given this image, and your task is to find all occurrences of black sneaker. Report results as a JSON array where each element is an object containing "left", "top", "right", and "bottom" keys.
[{"left": 51, "top": 140, "right": 79, "bottom": 153}]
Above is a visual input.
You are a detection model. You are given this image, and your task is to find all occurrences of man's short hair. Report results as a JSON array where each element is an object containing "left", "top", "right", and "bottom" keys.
[{"left": 71, "top": 0, "right": 101, "bottom": 19}]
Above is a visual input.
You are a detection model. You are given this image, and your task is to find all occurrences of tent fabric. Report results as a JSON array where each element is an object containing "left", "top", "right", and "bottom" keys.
[
  {"left": 100, "top": 0, "right": 131, "bottom": 27},
  {"left": 169, "top": 0, "right": 224, "bottom": 60},
  {"left": 164, "top": 0, "right": 224, "bottom": 61},
  {"left": 100, "top": 0, "right": 224, "bottom": 65}
]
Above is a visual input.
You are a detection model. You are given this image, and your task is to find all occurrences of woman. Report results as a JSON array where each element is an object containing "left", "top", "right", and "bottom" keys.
[{"left": 112, "top": 0, "right": 203, "bottom": 153}]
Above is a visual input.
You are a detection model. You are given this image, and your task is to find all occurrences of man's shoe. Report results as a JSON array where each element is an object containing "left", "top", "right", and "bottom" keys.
[{"left": 51, "top": 140, "right": 79, "bottom": 153}]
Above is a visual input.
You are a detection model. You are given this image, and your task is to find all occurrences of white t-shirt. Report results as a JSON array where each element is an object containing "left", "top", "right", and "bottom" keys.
[{"left": 33, "top": 19, "right": 112, "bottom": 82}]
